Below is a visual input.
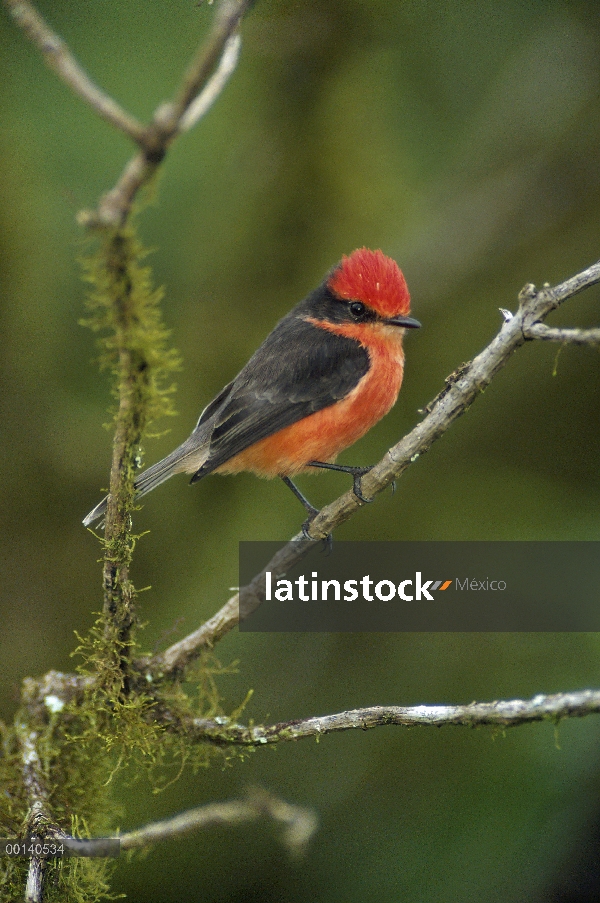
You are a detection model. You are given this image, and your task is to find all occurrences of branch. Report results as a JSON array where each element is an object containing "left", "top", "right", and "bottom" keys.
[
  {"left": 188, "top": 689, "right": 600, "bottom": 747},
  {"left": 5, "top": 0, "right": 250, "bottom": 228},
  {"left": 3, "top": 0, "right": 146, "bottom": 144},
  {"left": 16, "top": 721, "right": 50, "bottom": 903},
  {"left": 79, "top": 0, "right": 251, "bottom": 227},
  {"left": 6, "top": 790, "right": 315, "bottom": 861},
  {"left": 524, "top": 322, "right": 600, "bottom": 345},
  {"left": 169, "top": 1, "right": 250, "bottom": 126},
  {"left": 119, "top": 789, "right": 317, "bottom": 855},
  {"left": 137, "top": 259, "right": 600, "bottom": 680},
  {"left": 179, "top": 34, "right": 242, "bottom": 132}
]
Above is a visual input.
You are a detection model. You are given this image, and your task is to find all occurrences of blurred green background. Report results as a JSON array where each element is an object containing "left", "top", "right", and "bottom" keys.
[{"left": 2, "top": 0, "right": 600, "bottom": 900}]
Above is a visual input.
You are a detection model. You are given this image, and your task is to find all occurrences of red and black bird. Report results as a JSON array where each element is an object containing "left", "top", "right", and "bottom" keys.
[{"left": 84, "top": 248, "right": 420, "bottom": 529}]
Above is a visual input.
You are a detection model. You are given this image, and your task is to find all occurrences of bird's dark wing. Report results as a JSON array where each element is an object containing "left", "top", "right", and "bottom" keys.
[
  {"left": 195, "top": 380, "right": 235, "bottom": 428},
  {"left": 190, "top": 315, "right": 369, "bottom": 480}
]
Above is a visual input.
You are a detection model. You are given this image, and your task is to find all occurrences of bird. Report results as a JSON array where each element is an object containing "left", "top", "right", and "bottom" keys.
[{"left": 83, "top": 248, "right": 420, "bottom": 531}]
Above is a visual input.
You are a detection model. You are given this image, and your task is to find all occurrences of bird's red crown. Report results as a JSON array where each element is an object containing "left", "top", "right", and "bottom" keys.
[{"left": 328, "top": 248, "right": 411, "bottom": 318}]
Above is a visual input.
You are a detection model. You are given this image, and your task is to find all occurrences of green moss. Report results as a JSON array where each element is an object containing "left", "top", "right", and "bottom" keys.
[
  {"left": 0, "top": 722, "right": 29, "bottom": 898},
  {"left": 73, "top": 620, "right": 246, "bottom": 781},
  {"left": 0, "top": 700, "right": 122, "bottom": 901},
  {"left": 0, "top": 642, "right": 249, "bottom": 900},
  {"left": 80, "top": 225, "right": 181, "bottom": 431},
  {"left": 80, "top": 223, "right": 183, "bottom": 694}
]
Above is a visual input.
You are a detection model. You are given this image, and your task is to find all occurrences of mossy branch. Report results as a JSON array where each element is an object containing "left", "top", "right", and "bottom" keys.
[
  {"left": 81, "top": 226, "right": 180, "bottom": 692},
  {"left": 0, "top": 3, "right": 256, "bottom": 900}
]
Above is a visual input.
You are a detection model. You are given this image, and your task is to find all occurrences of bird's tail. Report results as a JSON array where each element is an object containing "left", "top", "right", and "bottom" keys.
[{"left": 82, "top": 435, "right": 208, "bottom": 527}]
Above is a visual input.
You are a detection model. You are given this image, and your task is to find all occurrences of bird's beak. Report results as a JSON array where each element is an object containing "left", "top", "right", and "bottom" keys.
[{"left": 385, "top": 315, "right": 421, "bottom": 329}]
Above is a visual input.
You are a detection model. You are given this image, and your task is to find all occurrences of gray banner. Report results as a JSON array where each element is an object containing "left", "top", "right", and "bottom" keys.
[{"left": 239, "top": 542, "right": 600, "bottom": 631}]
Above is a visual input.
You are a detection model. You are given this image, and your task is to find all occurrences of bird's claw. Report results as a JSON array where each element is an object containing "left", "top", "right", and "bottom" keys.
[
  {"left": 322, "top": 534, "right": 334, "bottom": 553},
  {"left": 301, "top": 518, "right": 315, "bottom": 540},
  {"left": 300, "top": 502, "right": 319, "bottom": 535},
  {"left": 301, "top": 514, "right": 333, "bottom": 553},
  {"left": 352, "top": 467, "right": 374, "bottom": 504},
  {"left": 301, "top": 503, "right": 320, "bottom": 541}
]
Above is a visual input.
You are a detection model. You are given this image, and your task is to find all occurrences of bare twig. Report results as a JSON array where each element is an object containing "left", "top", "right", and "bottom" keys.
[
  {"left": 119, "top": 789, "right": 317, "bottom": 854},
  {"left": 180, "top": 33, "right": 242, "bottom": 132},
  {"left": 169, "top": 0, "right": 250, "bottom": 127},
  {"left": 138, "top": 595, "right": 240, "bottom": 678},
  {"left": 76, "top": 151, "right": 147, "bottom": 228},
  {"left": 3, "top": 0, "right": 146, "bottom": 144},
  {"left": 524, "top": 323, "right": 600, "bottom": 345},
  {"left": 6, "top": 786, "right": 315, "bottom": 864},
  {"left": 137, "top": 260, "right": 600, "bottom": 679},
  {"left": 188, "top": 689, "right": 600, "bottom": 747}
]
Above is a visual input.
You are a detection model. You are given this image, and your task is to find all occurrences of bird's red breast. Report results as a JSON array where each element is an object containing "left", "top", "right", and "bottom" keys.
[{"left": 217, "top": 319, "right": 405, "bottom": 478}]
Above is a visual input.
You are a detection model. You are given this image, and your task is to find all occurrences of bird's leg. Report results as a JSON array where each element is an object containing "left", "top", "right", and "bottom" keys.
[
  {"left": 308, "top": 461, "right": 374, "bottom": 504},
  {"left": 281, "top": 477, "right": 332, "bottom": 548},
  {"left": 281, "top": 476, "right": 319, "bottom": 537},
  {"left": 282, "top": 476, "right": 319, "bottom": 520}
]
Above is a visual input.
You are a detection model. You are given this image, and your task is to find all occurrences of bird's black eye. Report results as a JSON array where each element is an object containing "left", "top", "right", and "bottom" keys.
[{"left": 349, "top": 301, "right": 365, "bottom": 319}]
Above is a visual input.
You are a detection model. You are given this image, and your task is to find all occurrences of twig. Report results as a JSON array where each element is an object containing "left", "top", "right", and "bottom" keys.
[
  {"left": 6, "top": 785, "right": 315, "bottom": 864},
  {"left": 5, "top": 0, "right": 250, "bottom": 228},
  {"left": 524, "top": 323, "right": 600, "bottom": 345},
  {"left": 77, "top": 151, "right": 149, "bottom": 229},
  {"left": 170, "top": 0, "right": 250, "bottom": 127},
  {"left": 3, "top": 0, "right": 146, "bottom": 144},
  {"left": 16, "top": 723, "right": 50, "bottom": 903},
  {"left": 188, "top": 689, "right": 600, "bottom": 746},
  {"left": 119, "top": 789, "right": 317, "bottom": 854},
  {"left": 137, "top": 259, "right": 600, "bottom": 679},
  {"left": 179, "top": 34, "right": 242, "bottom": 132},
  {"left": 138, "top": 595, "right": 240, "bottom": 678}
]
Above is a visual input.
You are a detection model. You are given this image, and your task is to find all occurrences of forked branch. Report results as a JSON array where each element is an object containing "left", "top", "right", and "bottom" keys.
[{"left": 4, "top": 0, "right": 251, "bottom": 227}]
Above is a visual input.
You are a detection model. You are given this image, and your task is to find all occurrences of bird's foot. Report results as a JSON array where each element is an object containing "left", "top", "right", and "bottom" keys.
[
  {"left": 300, "top": 506, "right": 320, "bottom": 540},
  {"left": 349, "top": 466, "right": 374, "bottom": 504},
  {"left": 307, "top": 461, "right": 374, "bottom": 504},
  {"left": 282, "top": 476, "right": 332, "bottom": 548},
  {"left": 301, "top": 511, "right": 333, "bottom": 552}
]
